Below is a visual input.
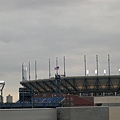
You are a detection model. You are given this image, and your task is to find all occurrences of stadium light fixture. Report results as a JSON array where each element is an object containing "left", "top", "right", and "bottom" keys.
[
  {"left": 104, "top": 69, "right": 106, "bottom": 76},
  {"left": 95, "top": 70, "right": 97, "bottom": 76},
  {"left": 119, "top": 69, "right": 120, "bottom": 75},
  {"left": 86, "top": 70, "right": 89, "bottom": 76}
]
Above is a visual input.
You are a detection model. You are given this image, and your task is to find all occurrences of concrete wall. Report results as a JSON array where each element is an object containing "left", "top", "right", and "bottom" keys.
[
  {"left": 0, "top": 108, "right": 57, "bottom": 120},
  {"left": 109, "top": 107, "right": 120, "bottom": 120},
  {"left": 94, "top": 96, "right": 120, "bottom": 104},
  {"left": 57, "top": 107, "right": 109, "bottom": 120},
  {"left": 1, "top": 106, "right": 120, "bottom": 120},
  {"left": 102, "top": 103, "right": 120, "bottom": 106}
]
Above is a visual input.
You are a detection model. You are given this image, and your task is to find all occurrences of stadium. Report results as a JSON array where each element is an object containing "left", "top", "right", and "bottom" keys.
[
  {"left": 18, "top": 74, "right": 120, "bottom": 107},
  {"left": 1, "top": 73, "right": 120, "bottom": 120},
  {"left": 18, "top": 55, "right": 120, "bottom": 108},
  {"left": 1, "top": 55, "right": 120, "bottom": 108},
  {"left": 1, "top": 57, "right": 120, "bottom": 120}
]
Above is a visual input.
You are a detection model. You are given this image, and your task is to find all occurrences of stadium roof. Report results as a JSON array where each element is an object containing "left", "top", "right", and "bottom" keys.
[{"left": 20, "top": 75, "right": 120, "bottom": 94}]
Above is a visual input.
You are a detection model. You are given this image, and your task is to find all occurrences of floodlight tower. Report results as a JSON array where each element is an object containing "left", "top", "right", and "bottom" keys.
[
  {"left": 106, "top": 54, "right": 114, "bottom": 93},
  {"left": 94, "top": 55, "right": 102, "bottom": 94},
  {"left": 82, "top": 55, "right": 90, "bottom": 93},
  {"left": 64, "top": 56, "right": 66, "bottom": 77},
  {"left": 96, "top": 55, "right": 98, "bottom": 76},
  {"left": 0, "top": 81, "right": 5, "bottom": 98},
  {"left": 108, "top": 54, "right": 110, "bottom": 76}
]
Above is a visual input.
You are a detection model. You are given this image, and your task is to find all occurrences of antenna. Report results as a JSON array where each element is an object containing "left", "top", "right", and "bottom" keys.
[{"left": 35, "top": 61, "right": 37, "bottom": 80}]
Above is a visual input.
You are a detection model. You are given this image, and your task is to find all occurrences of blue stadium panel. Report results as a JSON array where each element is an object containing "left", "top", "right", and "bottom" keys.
[{"left": 33, "top": 97, "right": 64, "bottom": 104}]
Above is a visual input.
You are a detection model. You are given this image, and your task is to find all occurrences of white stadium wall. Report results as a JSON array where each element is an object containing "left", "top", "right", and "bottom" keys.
[{"left": 94, "top": 96, "right": 120, "bottom": 104}]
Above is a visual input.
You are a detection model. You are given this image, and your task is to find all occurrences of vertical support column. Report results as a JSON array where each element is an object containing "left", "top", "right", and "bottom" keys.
[
  {"left": 22, "top": 63, "right": 25, "bottom": 106},
  {"left": 94, "top": 55, "right": 102, "bottom": 95},
  {"left": 84, "top": 55, "right": 86, "bottom": 77},
  {"left": 82, "top": 55, "right": 90, "bottom": 94},
  {"left": 56, "top": 57, "right": 58, "bottom": 75},
  {"left": 49, "top": 58, "right": 51, "bottom": 78},
  {"left": 96, "top": 55, "right": 98, "bottom": 76},
  {"left": 64, "top": 56, "right": 66, "bottom": 77},
  {"left": 117, "top": 69, "right": 120, "bottom": 95},
  {"left": 108, "top": 54, "right": 110, "bottom": 76},
  {"left": 35, "top": 61, "right": 37, "bottom": 80},
  {"left": 55, "top": 75, "right": 61, "bottom": 96},
  {"left": 22, "top": 63, "right": 25, "bottom": 81},
  {"left": 22, "top": 63, "right": 27, "bottom": 80},
  {"left": 25, "top": 66, "right": 27, "bottom": 80},
  {"left": 106, "top": 54, "right": 114, "bottom": 94},
  {"left": 29, "top": 62, "right": 31, "bottom": 81},
  {"left": 108, "top": 54, "right": 111, "bottom": 90}
]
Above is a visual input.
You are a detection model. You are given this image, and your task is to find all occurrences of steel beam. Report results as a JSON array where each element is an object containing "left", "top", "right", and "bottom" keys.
[
  {"left": 29, "top": 82, "right": 42, "bottom": 93},
  {"left": 35, "top": 81, "right": 48, "bottom": 92},
  {"left": 64, "top": 78, "right": 79, "bottom": 93},
  {"left": 42, "top": 81, "right": 55, "bottom": 93}
]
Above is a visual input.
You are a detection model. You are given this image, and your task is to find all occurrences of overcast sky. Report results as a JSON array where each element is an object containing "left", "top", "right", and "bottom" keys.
[{"left": 0, "top": 0, "right": 120, "bottom": 102}]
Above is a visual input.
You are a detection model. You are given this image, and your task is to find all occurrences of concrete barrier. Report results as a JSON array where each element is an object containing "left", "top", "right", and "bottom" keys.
[
  {"left": 1, "top": 106, "right": 120, "bottom": 120},
  {"left": 109, "top": 107, "right": 120, "bottom": 120},
  {"left": 57, "top": 107, "right": 109, "bottom": 120},
  {"left": 0, "top": 108, "right": 57, "bottom": 120}
]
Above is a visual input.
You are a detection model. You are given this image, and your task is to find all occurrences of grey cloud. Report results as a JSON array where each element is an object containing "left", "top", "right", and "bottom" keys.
[{"left": 0, "top": 0, "right": 83, "bottom": 11}]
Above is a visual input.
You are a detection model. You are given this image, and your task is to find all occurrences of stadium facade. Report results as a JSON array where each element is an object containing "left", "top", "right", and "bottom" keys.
[{"left": 18, "top": 74, "right": 120, "bottom": 107}]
